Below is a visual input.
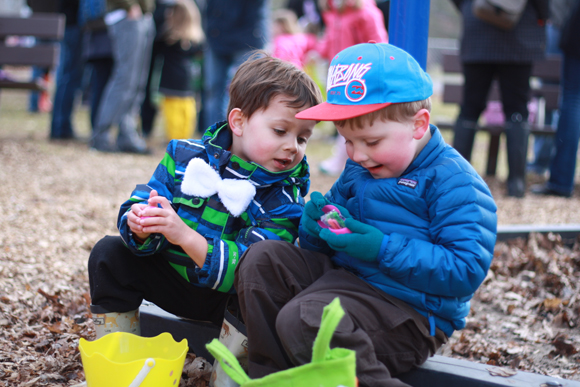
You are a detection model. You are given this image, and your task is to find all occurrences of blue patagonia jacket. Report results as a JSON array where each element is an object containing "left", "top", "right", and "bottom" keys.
[
  {"left": 300, "top": 125, "right": 497, "bottom": 336},
  {"left": 118, "top": 122, "right": 310, "bottom": 293}
]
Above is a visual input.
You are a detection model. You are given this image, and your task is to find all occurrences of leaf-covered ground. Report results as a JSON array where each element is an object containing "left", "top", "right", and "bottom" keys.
[{"left": 1, "top": 90, "right": 579, "bottom": 386}]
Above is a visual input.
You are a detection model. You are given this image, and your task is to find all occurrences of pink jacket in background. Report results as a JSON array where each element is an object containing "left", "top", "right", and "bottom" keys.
[
  {"left": 273, "top": 33, "right": 318, "bottom": 69},
  {"left": 317, "top": 0, "right": 388, "bottom": 60}
]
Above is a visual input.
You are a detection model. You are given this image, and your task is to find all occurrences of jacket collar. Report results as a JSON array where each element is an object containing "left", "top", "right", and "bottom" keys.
[
  {"left": 202, "top": 122, "right": 311, "bottom": 196},
  {"left": 403, "top": 124, "right": 447, "bottom": 175}
]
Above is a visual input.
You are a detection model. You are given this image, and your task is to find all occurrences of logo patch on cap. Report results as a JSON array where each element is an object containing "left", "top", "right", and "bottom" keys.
[
  {"left": 346, "top": 80, "right": 366, "bottom": 102},
  {"left": 327, "top": 62, "right": 372, "bottom": 103}
]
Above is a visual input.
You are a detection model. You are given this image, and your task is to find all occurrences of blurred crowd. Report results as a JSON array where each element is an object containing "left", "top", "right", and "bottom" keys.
[
  {"left": 2, "top": 0, "right": 579, "bottom": 198},
  {"left": 0, "top": 0, "right": 389, "bottom": 157}
]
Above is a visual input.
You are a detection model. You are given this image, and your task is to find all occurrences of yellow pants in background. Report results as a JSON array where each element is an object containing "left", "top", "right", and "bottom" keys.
[{"left": 162, "top": 96, "right": 196, "bottom": 140}]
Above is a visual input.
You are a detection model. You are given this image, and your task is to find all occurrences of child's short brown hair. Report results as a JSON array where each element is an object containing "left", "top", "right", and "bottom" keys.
[
  {"left": 228, "top": 51, "right": 323, "bottom": 120},
  {"left": 334, "top": 98, "right": 432, "bottom": 129}
]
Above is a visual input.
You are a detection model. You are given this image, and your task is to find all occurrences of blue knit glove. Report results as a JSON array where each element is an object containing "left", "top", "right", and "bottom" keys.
[
  {"left": 319, "top": 218, "right": 384, "bottom": 262},
  {"left": 301, "top": 192, "right": 351, "bottom": 238}
]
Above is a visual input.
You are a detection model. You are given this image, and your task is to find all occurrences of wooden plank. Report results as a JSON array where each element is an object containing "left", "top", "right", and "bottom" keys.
[
  {"left": 0, "top": 44, "right": 59, "bottom": 67},
  {"left": 0, "top": 13, "right": 65, "bottom": 39},
  {"left": 496, "top": 223, "right": 580, "bottom": 244},
  {"left": 532, "top": 55, "right": 562, "bottom": 81},
  {"left": 436, "top": 122, "right": 556, "bottom": 136},
  {"left": 27, "top": 0, "right": 59, "bottom": 13},
  {"left": 443, "top": 83, "right": 558, "bottom": 109},
  {"left": 399, "top": 355, "right": 580, "bottom": 387},
  {"left": 442, "top": 53, "right": 462, "bottom": 73},
  {"left": 442, "top": 82, "right": 502, "bottom": 105},
  {"left": 532, "top": 84, "right": 560, "bottom": 111},
  {"left": 442, "top": 84, "right": 462, "bottom": 104},
  {"left": 0, "top": 80, "right": 45, "bottom": 90},
  {"left": 442, "top": 53, "right": 561, "bottom": 82}
]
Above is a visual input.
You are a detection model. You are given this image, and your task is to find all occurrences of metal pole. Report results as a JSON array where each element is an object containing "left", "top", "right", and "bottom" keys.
[{"left": 388, "top": 0, "right": 431, "bottom": 70}]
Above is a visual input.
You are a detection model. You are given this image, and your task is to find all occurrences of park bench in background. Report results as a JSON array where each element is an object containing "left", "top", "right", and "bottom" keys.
[
  {"left": 0, "top": 12, "right": 65, "bottom": 91},
  {"left": 437, "top": 52, "right": 562, "bottom": 176}
]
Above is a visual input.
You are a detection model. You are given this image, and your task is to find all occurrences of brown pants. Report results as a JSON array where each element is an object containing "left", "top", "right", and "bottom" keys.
[{"left": 234, "top": 240, "right": 446, "bottom": 387}]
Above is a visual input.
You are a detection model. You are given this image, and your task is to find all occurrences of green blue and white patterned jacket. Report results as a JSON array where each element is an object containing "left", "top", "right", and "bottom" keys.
[{"left": 117, "top": 122, "right": 310, "bottom": 293}]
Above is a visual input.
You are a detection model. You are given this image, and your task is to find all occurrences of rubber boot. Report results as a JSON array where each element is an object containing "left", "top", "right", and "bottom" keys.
[
  {"left": 117, "top": 112, "right": 150, "bottom": 154},
  {"left": 505, "top": 117, "right": 530, "bottom": 198},
  {"left": 90, "top": 304, "right": 141, "bottom": 340},
  {"left": 72, "top": 307, "right": 142, "bottom": 386},
  {"left": 452, "top": 118, "right": 478, "bottom": 162},
  {"left": 89, "top": 127, "right": 117, "bottom": 153}
]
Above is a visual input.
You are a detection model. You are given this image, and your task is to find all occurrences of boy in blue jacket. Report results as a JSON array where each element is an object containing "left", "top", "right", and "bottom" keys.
[
  {"left": 87, "top": 53, "right": 322, "bottom": 338},
  {"left": 234, "top": 43, "right": 498, "bottom": 386}
]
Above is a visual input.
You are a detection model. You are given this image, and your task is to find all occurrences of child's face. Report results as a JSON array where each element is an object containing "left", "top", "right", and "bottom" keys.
[
  {"left": 338, "top": 113, "right": 429, "bottom": 179},
  {"left": 229, "top": 94, "right": 316, "bottom": 172}
]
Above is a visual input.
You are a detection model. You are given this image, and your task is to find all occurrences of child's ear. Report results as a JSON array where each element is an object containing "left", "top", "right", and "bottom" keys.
[
  {"left": 228, "top": 108, "right": 245, "bottom": 137},
  {"left": 412, "top": 109, "right": 431, "bottom": 140}
]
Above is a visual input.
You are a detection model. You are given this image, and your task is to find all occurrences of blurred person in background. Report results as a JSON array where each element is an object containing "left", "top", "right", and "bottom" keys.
[
  {"left": 81, "top": 0, "right": 114, "bottom": 134},
  {"left": 199, "top": 0, "right": 269, "bottom": 132},
  {"left": 527, "top": 0, "right": 566, "bottom": 176},
  {"left": 90, "top": 0, "right": 155, "bottom": 154},
  {"left": 316, "top": 0, "right": 388, "bottom": 176},
  {"left": 450, "top": 0, "right": 548, "bottom": 198},
  {"left": 271, "top": 8, "right": 317, "bottom": 70},
  {"left": 50, "top": 0, "right": 84, "bottom": 141},
  {"left": 27, "top": 0, "right": 58, "bottom": 113},
  {"left": 141, "top": 0, "right": 204, "bottom": 141},
  {"left": 531, "top": 0, "right": 580, "bottom": 198}
]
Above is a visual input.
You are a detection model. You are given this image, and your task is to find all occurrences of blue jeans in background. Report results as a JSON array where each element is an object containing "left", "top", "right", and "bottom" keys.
[
  {"left": 50, "top": 25, "right": 84, "bottom": 139},
  {"left": 28, "top": 66, "right": 48, "bottom": 112},
  {"left": 528, "top": 23, "right": 562, "bottom": 174},
  {"left": 201, "top": 47, "right": 252, "bottom": 131},
  {"left": 92, "top": 15, "right": 154, "bottom": 152},
  {"left": 88, "top": 58, "right": 114, "bottom": 131},
  {"left": 546, "top": 55, "right": 580, "bottom": 195}
]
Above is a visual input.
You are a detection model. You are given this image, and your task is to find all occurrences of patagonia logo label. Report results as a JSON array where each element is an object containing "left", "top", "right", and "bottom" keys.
[{"left": 398, "top": 178, "right": 417, "bottom": 189}]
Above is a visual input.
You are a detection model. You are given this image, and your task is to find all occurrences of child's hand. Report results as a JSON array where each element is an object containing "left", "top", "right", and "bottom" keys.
[
  {"left": 138, "top": 190, "right": 194, "bottom": 247},
  {"left": 301, "top": 191, "right": 330, "bottom": 237},
  {"left": 127, "top": 202, "right": 151, "bottom": 241},
  {"left": 302, "top": 191, "right": 353, "bottom": 237},
  {"left": 319, "top": 218, "right": 383, "bottom": 262},
  {"left": 301, "top": 201, "right": 324, "bottom": 237}
]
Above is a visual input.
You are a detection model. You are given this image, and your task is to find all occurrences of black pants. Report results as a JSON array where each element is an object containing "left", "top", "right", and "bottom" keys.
[
  {"left": 234, "top": 240, "right": 446, "bottom": 387},
  {"left": 88, "top": 236, "right": 229, "bottom": 326},
  {"left": 459, "top": 62, "right": 533, "bottom": 122}
]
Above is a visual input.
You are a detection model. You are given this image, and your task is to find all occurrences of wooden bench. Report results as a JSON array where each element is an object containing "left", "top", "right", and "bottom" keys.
[
  {"left": 437, "top": 53, "right": 562, "bottom": 176},
  {"left": 0, "top": 12, "right": 65, "bottom": 91}
]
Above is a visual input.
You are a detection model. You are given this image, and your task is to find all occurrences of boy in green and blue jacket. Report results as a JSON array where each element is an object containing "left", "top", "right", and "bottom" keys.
[{"left": 88, "top": 53, "right": 322, "bottom": 338}]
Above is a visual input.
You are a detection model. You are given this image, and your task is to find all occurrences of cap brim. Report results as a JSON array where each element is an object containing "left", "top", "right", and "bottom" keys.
[{"left": 296, "top": 102, "right": 392, "bottom": 121}]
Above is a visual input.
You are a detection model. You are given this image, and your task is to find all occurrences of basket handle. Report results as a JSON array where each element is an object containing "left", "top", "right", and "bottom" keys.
[
  {"left": 128, "top": 358, "right": 155, "bottom": 387},
  {"left": 205, "top": 340, "right": 252, "bottom": 385},
  {"left": 311, "top": 298, "right": 345, "bottom": 363}
]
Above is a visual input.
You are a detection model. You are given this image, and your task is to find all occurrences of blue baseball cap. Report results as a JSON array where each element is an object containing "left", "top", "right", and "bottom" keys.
[{"left": 296, "top": 42, "right": 433, "bottom": 121}]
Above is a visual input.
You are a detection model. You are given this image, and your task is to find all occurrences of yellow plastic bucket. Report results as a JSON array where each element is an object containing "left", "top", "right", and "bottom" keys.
[{"left": 79, "top": 332, "right": 188, "bottom": 387}]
